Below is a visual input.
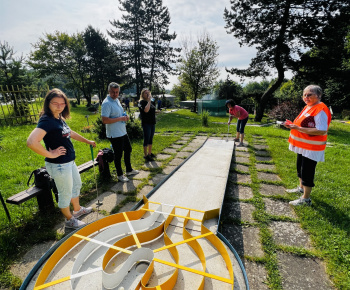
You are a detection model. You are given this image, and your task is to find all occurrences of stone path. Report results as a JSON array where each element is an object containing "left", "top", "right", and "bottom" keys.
[
  {"left": 10, "top": 132, "right": 334, "bottom": 289},
  {"left": 220, "top": 134, "right": 334, "bottom": 290}
]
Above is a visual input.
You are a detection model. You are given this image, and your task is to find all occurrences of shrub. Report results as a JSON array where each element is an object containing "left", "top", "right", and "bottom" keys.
[
  {"left": 92, "top": 112, "right": 143, "bottom": 140},
  {"left": 200, "top": 110, "right": 210, "bottom": 127},
  {"left": 268, "top": 101, "right": 301, "bottom": 121}
]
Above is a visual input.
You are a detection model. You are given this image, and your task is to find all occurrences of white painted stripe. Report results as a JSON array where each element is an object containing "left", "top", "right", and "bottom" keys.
[
  {"left": 290, "top": 134, "right": 327, "bottom": 145},
  {"left": 71, "top": 267, "right": 102, "bottom": 279}
]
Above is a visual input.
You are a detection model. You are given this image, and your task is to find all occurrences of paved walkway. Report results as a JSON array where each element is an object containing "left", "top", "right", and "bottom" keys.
[{"left": 11, "top": 132, "right": 334, "bottom": 289}]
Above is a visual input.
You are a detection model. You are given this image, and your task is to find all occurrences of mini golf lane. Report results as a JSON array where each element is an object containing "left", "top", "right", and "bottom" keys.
[{"left": 22, "top": 138, "right": 248, "bottom": 290}]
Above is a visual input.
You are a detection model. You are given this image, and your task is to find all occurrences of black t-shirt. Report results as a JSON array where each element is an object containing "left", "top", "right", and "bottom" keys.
[
  {"left": 37, "top": 114, "right": 75, "bottom": 164},
  {"left": 138, "top": 100, "right": 156, "bottom": 125}
]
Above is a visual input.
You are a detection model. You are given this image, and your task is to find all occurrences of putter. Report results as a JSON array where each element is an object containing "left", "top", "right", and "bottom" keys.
[
  {"left": 226, "top": 124, "right": 230, "bottom": 142},
  {"left": 85, "top": 115, "right": 103, "bottom": 210}
]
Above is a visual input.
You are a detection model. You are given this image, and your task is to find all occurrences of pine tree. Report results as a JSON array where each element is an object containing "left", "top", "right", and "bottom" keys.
[{"left": 108, "top": 0, "right": 179, "bottom": 96}]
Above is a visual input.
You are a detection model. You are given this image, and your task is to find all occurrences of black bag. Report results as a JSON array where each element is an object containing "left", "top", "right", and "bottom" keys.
[
  {"left": 27, "top": 168, "right": 52, "bottom": 190},
  {"left": 102, "top": 148, "right": 114, "bottom": 163}
]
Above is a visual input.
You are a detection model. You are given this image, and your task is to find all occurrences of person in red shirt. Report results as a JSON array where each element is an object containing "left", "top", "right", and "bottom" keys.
[{"left": 226, "top": 99, "right": 249, "bottom": 146}]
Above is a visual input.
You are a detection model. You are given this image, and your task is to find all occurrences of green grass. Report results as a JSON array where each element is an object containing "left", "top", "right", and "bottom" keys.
[{"left": 0, "top": 107, "right": 350, "bottom": 289}]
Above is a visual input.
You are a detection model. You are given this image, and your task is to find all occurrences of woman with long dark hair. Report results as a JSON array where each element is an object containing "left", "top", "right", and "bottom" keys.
[{"left": 27, "top": 88, "right": 96, "bottom": 229}]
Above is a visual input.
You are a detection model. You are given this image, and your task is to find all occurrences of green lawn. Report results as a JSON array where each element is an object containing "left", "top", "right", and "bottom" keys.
[{"left": 0, "top": 106, "right": 349, "bottom": 289}]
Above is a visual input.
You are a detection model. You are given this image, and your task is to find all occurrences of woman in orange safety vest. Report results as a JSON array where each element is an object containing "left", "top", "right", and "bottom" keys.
[{"left": 284, "top": 85, "right": 332, "bottom": 206}]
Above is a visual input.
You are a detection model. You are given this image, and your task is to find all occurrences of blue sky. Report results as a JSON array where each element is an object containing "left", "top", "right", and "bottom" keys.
[{"left": 0, "top": 0, "right": 260, "bottom": 89}]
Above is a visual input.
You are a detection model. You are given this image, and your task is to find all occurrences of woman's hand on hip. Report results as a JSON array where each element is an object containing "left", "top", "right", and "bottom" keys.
[{"left": 49, "top": 146, "right": 66, "bottom": 158}]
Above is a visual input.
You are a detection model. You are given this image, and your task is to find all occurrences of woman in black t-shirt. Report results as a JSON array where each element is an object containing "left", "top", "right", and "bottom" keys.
[
  {"left": 27, "top": 89, "right": 96, "bottom": 229},
  {"left": 138, "top": 88, "right": 156, "bottom": 162}
]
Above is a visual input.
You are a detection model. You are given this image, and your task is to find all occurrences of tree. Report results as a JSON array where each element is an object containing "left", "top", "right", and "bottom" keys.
[
  {"left": 83, "top": 26, "right": 128, "bottom": 103},
  {"left": 294, "top": 19, "right": 350, "bottom": 111},
  {"left": 0, "top": 41, "right": 39, "bottom": 115},
  {"left": 213, "top": 77, "right": 243, "bottom": 101},
  {"left": 144, "top": 0, "right": 181, "bottom": 91},
  {"left": 0, "top": 41, "right": 37, "bottom": 88},
  {"left": 29, "top": 31, "right": 94, "bottom": 105},
  {"left": 177, "top": 32, "right": 219, "bottom": 112},
  {"left": 109, "top": 0, "right": 179, "bottom": 97},
  {"left": 224, "top": 0, "right": 350, "bottom": 121},
  {"left": 170, "top": 83, "right": 188, "bottom": 101}
]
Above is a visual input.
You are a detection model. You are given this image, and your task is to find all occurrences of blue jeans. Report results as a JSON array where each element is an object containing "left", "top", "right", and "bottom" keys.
[
  {"left": 142, "top": 123, "right": 155, "bottom": 147},
  {"left": 45, "top": 161, "right": 82, "bottom": 208},
  {"left": 237, "top": 117, "right": 248, "bottom": 134}
]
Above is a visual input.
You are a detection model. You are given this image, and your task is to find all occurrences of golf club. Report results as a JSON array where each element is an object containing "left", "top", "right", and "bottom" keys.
[
  {"left": 85, "top": 115, "right": 103, "bottom": 212},
  {"left": 226, "top": 124, "right": 230, "bottom": 142}
]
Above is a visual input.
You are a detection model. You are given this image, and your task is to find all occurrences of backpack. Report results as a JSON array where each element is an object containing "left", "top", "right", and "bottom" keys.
[
  {"left": 27, "top": 168, "right": 52, "bottom": 190},
  {"left": 102, "top": 148, "right": 114, "bottom": 163}
]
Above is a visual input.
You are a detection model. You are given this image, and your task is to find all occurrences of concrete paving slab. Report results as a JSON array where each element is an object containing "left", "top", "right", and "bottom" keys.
[
  {"left": 175, "top": 140, "right": 188, "bottom": 145},
  {"left": 235, "top": 151, "right": 250, "bottom": 157},
  {"left": 88, "top": 190, "right": 127, "bottom": 212},
  {"left": 235, "top": 148, "right": 249, "bottom": 153},
  {"left": 256, "top": 156, "right": 272, "bottom": 162},
  {"left": 223, "top": 201, "right": 256, "bottom": 223},
  {"left": 169, "top": 157, "right": 185, "bottom": 166},
  {"left": 137, "top": 185, "right": 155, "bottom": 199},
  {"left": 226, "top": 185, "right": 254, "bottom": 200},
  {"left": 277, "top": 252, "right": 333, "bottom": 289},
  {"left": 110, "top": 179, "right": 142, "bottom": 193},
  {"left": 163, "top": 147, "right": 177, "bottom": 154},
  {"left": 234, "top": 173, "right": 252, "bottom": 184},
  {"left": 176, "top": 151, "right": 192, "bottom": 158},
  {"left": 256, "top": 163, "right": 276, "bottom": 171},
  {"left": 162, "top": 165, "right": 177, "bottom": 175},
  {"left": 130, "top": 170, "right": 150, "bottom": 180},
  {"left": 235, "top": 156, "right": 250, "bottom": 164},
  {"left": 156, "top": 153, "right": 172, "bottom": 160},
  {"left": 244, "top": 261, "right": 269, "bottom": 290},
  {"left": 263, "top": 198, "right": 297, "bottom": 218},
  {"left": 220, "top": 225, "right": 264, "bottom": 258},
  {"left": 257, "top": 172, "right": 281, "bottom": 182},
  {"left": 259, "top": 184, "right": 287, "bottom": 196},
  {"left": 253, "top": 144, "right": 269, "bottom": 150},
  {"left": 269, "top": 221, "right": 313, "bottom": 249},
  {"left": 11, "top": 241, "right": 57, "bottom": 281},
  {"left": 232, "top": 164, "right": 250, "bottom": 173},
  {"left": 143, "top": 160, "right": 162, "bottom": 169},
  {"left": 150, "top": 173, "right": 168, "bottom": 185},
  {"left": 171, "top": 144, "right": 183, "bottom": 149},
  {"left": 255, "top": 150, "right": 270, "bottom": 156}
]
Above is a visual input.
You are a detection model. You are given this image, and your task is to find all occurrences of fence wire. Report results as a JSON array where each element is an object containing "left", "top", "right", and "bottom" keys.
[{"left": 0, "top": 85, "right": 48, "bottom": 126}]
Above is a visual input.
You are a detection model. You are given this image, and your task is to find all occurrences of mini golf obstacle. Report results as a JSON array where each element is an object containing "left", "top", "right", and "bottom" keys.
[{"left": 21, "top": 138, "right": 249, "bottom": 290}]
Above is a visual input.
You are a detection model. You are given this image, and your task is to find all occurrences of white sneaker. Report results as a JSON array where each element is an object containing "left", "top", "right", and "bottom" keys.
[
  {"left": 289, "top": 198, "right": 312, "bottom": 206},
  {"left": 126, "top": 169, "right": 139, "bottom": 176},
  {"left": 73, "top": 206, "right": 92, "bottom": 218},
  {"left": 118, "top": 175, "right": 129, "bottom": 182},
  {"left": 286, "top": 186, "right": 303, "bottom": 193},
  {"left": 65, "top": 217, "right": 86, "bottom": 229}
]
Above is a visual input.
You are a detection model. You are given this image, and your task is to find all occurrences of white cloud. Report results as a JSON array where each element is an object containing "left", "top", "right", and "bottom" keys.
[{"left": 0, "top": 0, "right": 261, "bottom": 89}]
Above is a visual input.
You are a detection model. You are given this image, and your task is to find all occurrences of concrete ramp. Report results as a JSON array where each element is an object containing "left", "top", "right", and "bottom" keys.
[{"left": 149, "top": 138, "right": 234, "bottom": 214}]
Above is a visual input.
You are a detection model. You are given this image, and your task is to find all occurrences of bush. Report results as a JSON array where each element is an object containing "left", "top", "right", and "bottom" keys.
[
  {"left": 200, "top": 110, "right": 210, "bottom": 127},
  {"left": 92, "top": 113, "right": 143, "bottom": 140},
  {"left": 268, "top": 101, "right": 301, "bottom": 121}
]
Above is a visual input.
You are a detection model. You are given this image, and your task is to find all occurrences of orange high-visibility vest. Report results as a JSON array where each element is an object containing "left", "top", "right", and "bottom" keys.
[{"left": 288, "top": 102, "right": 332, "bottom": 151}]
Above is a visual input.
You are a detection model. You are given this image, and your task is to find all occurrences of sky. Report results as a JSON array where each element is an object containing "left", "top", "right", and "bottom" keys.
[{"left": 0, "top": 0, "right": 262, "bottom": 89}]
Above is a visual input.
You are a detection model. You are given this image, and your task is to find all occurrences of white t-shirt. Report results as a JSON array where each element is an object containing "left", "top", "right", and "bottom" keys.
[{"left": 289, "top": 110, "right": 329, "bottom": 162}]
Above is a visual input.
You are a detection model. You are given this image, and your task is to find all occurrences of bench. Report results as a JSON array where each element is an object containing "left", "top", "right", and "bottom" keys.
[{"left": 6, "top": 159, "right": 101, "bottom": 212}]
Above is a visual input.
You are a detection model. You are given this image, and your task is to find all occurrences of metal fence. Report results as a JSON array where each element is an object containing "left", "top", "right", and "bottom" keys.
[{"left": 0, "top": 85, "right": 48, "bottom": 126}]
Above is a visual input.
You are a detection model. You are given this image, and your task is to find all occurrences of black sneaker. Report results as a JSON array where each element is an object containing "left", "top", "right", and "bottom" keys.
[
  {"left": 144, "top": 155, "right": 154, "bottom": 162},
  {"left": 149, "top": 153, "right": 156, "bottom": 159}
]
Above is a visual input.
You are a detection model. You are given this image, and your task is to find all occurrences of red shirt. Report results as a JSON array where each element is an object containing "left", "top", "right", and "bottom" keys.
[{"left": 229, "top": 105, "right": 249, "bottom": 120}]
